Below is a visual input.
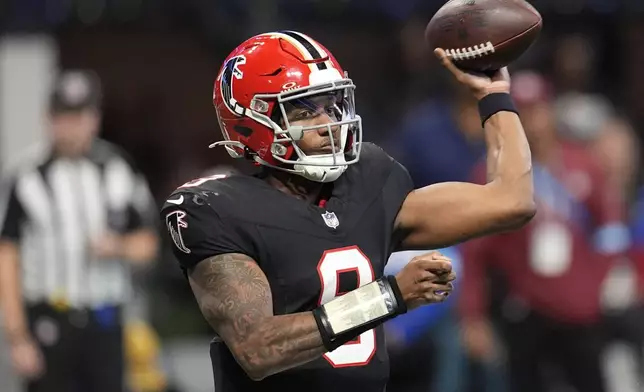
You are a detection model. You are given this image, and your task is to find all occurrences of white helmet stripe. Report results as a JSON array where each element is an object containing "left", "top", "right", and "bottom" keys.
[
  {"left": 284, "top": 31, "right": 336, "bottom": 72},
  {"left": 280, "top": 31, "right": 329, "bottom": 71}
]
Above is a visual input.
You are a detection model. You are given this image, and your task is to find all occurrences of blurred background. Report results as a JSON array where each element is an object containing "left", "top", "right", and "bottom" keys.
[{"left": 1, "top": 0, "right": 644, "bottom": 391}]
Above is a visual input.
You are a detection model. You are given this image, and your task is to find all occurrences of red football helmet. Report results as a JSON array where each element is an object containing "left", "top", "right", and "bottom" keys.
[{"left": 211, "top": 31, "right": 362, "bottom": 182}]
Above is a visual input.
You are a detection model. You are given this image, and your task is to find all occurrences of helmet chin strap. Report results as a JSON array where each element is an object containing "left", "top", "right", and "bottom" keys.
[{"left": 294, "top": 153, "right": 348, "bottom": 183}]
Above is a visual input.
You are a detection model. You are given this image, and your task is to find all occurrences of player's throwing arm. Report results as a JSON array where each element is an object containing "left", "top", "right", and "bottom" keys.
[
  {"left": 391, "top": 0, "right": 542, "bottom": 251},
  {"left": 391, "top": 51, "right": 536, "bottom": 250}
]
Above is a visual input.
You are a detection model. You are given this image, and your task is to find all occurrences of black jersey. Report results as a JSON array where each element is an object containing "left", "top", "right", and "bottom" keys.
[{"left": 161, "top": 143, "right": 414, "bottom": 392}]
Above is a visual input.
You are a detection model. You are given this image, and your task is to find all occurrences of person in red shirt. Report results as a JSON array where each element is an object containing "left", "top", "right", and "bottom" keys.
[
  {"left": 459, "top": 71, "right": 630, "bottom": 392},
  {"left": 591, "top": 114, "right": 644, "bottom": 390}
]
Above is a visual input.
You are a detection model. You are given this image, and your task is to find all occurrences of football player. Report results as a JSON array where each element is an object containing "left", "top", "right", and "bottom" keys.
[{"left": 161, "top": 31, "right": 535, "bottom": 392}]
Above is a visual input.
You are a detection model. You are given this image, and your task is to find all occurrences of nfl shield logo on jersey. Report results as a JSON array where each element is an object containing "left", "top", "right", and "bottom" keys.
[{"left": 321, "top": 211, "right": 340, "bottom": 229}]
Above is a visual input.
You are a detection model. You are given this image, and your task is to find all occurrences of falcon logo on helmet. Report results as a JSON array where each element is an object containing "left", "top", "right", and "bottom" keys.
[
  {"left": 220, "top": 55, "right": 247, "bottom": 117},
  {"left": 210, "top": 31, "right": 363, "bottom": 183}
]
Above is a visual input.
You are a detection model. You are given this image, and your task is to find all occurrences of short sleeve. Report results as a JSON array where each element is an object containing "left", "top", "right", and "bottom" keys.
[
  {"left": 161, "top": 192, "right": 258, "bottom": 270},
  {"left": 382, "top": 158, "right": 415, "bottom": 252},
  {"left": 0, "top": 176, "right": 26, "bottom": 242}
]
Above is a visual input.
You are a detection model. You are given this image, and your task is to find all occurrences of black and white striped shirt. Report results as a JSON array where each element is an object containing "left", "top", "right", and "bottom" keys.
[{"left": 0, "top": 140, "right": 156, "bottom": 308}]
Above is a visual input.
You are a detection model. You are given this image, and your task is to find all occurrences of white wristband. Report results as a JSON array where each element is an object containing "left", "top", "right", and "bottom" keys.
[{"left": 322, "top": 279, "right": 396, "bottom": 335}]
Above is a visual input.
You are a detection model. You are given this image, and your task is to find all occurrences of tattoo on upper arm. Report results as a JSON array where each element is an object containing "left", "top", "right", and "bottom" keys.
[{"left": 188, "top": 253, "right": 272, "bottom": 343}]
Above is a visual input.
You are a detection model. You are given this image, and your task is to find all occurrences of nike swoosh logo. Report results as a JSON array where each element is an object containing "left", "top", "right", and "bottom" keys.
[{"left": 167, "top": 195, "right": 184, "bottom": 205}]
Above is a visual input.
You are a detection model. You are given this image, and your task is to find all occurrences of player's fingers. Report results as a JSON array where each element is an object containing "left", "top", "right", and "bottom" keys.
[
  {"left": 426, "top": 281, "right": 454, "bottom": 292},
  {"left": 490, "top": 66, "right": 511, "bottom": 83},
  {"left": 434, "top": 282, "right": 454, "bottom": 293},
  {"left": 422, "top": 250, "right": 449, "bottom": 261},
  {"left": 431, "top": 253, "right": 452, "bottom": 263},
  {"left": 411, "top": 251, "right": 443, "bottom": 260},
  {"left": 414, "top": 269, "right": 435, "bottom": 282},
  {"left": 432, "top": 283, "right": 453, "bottom": 302},
  {"left": 433, "top": 271, "right": 457, "bottom": 285},
  {"left": 420, "top": 280, "right": 453, "bottom": 293},
  {"left": 411, "top": 252, "right": 450, "bottom": 265},
  {"left": 417, "top": 258, "right": 452, "bottom": 274},
  {"left": 424, "top": 290, "right": 450, "bottom": 303},
  {"left": 419, "top": 250, "right": 441, "bottom": 259},
  {"left": 422, "top": 269, "right": 455, "bottom": 283},
  {"left": 434, "top": 48, "right": 464, "bottom": 78}
]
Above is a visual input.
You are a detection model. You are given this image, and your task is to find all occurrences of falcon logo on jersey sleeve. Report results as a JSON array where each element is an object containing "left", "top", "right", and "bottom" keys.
[{"left": 166, "top": 210, "right": 191, "bottom": 254}]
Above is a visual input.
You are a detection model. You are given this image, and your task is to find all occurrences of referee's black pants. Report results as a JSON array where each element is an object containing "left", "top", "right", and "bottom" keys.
[{"left": 25, "top": 302, "right": 124, "bottom": 392}]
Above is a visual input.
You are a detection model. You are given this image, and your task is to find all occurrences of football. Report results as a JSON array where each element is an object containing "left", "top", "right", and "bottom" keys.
[{"left": 425, "top": 0, "right": 542, "bottom": 72}]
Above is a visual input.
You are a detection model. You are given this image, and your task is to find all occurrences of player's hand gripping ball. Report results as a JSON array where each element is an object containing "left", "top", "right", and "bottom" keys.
[{"left": 425, "top": 0, "right": 542, "bottom": 72}]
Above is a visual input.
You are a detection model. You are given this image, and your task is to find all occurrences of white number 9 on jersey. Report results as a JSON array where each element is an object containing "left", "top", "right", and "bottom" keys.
[{"left": 317, "top": 246, "right": 376, "bottom": 368}]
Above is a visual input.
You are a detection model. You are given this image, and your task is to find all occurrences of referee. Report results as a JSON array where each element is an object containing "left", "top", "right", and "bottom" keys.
[{"left": 0, "top": 70, "right": 159, "bottom": 392}]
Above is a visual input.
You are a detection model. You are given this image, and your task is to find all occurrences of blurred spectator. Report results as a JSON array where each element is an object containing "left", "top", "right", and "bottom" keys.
[
  {"left": 388, "top": 81, "right": 485, "bottom": 187},
  {"left": 459, "top": 70, "right": 630, "bottom": 392},
  {"left": 555, "top": 92, "right": 614, "bottom": 142},
  {"left": 555, "top": 32, "right": 644, "bottom": 389},
  {"left": 593, "top": 116, "right": 644, "bottom": 391},
  {"left": 552, "top": 34, "right": 616, "bottom": 144},
  {"left": 552, "top": 34, "right": 599, "bottom": 94},
  {"left": 591, "top": 117, "right": 641, "bottom": 206},
  {"left": 0, "top": 70, "right": 159, "bottom": 392}
]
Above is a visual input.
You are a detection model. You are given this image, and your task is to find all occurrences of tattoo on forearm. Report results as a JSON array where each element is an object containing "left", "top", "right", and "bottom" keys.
[{"left": 189, "top": 253, "right": 325, "bottom": 377}]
